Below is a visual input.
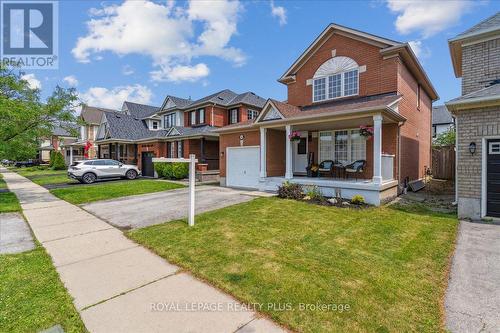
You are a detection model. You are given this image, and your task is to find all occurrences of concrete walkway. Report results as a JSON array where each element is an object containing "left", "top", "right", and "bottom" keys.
[
  {"left": 1, "top": 169, "right": 285, "bottom": 333},
  {"left": 445, "top": 220, "right": 500, "bottom": 333},
  {"left": 0, "top": 212, "right": 35, "bottom": 254}
]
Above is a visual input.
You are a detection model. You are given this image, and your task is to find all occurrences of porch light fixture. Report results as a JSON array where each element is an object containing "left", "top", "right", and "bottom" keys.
[{"left": 469, "top": 142, "right": 476, "bottom": 155}]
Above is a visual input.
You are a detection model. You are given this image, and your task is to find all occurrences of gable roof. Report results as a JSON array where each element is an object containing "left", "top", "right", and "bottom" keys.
[
  {"left": 52, "top": 122, "right": 79, "bottom": 137},
  {"left": 446, "top": 83, "right": 500, "bottom": 113},
  {"left": 432, "top": 105, "right": 453, "bottom": 125},
  {"left": 449, "top": 12, "right": 500, "bottom": 77},
  {"left": 100, "top": 111, "right": 168, "bottom": 141},
  {"left": 159, "top": 95, "right": 193, "bottom": 111},
  {"left": 80, "top": 105, "right": 118, "bottom": 125},
  {"left": 122, "top": 101, "right": 160, "bottom": 119}
]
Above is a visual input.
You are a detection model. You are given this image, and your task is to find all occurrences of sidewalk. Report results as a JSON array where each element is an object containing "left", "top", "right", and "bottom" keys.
[{"left": 1, "top": 169, "right": 285, "bottom": 333}]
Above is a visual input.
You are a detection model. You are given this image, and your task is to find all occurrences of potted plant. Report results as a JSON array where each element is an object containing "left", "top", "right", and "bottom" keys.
[
  {"left": 359, "top": 125, "right": 374, "bottom": 139},
  {"left": 288, "top": 131, "right": 301, "bottom": 142}
]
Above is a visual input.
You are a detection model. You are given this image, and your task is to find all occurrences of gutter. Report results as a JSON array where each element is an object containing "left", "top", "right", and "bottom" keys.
[{"left": 446, "top": 94, "right": 500, "bottom": 113}]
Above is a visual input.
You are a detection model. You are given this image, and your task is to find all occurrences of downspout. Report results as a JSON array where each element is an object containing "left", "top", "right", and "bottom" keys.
[
  {"left": 398, "top": 123, "right": 402, "bottom": 194},
  {"left": 454, "top": 116, "right": 458, "bottom": 205}
]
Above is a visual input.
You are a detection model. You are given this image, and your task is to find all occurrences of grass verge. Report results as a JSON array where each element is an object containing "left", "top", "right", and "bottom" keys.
[
  {"left": 128, "top": 197, "right": 458, "bottom": 333},
  {"left": 50, "top": 179, "right": 185, "bottom": 204},
  {"left": 0, "top": 192, "right": 21, "bottom": 213}
]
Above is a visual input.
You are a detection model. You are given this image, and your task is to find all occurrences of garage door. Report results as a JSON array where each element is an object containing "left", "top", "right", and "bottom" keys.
[
  {"left": 487, "top": 140, "right": 500, "bottom": 217},
  {"left": 226, "top": 146, "right": 260, "bottom": 189}
]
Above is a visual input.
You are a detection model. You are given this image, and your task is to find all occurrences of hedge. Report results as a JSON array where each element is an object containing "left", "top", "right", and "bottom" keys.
[{"left": 154, "top": 162, "right": 189, "bottom": 180}]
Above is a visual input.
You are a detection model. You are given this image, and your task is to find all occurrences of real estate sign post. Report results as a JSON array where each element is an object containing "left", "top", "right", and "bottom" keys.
[{"left": 152, "top": 155, "right": 198, "bottom": 226}]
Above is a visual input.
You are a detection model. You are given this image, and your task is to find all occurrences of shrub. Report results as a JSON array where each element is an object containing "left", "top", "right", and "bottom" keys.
[
  {"left": 51, "top": 152, "right": 66, "bottom": 170},
  {"left": 49, "top": 151, "right": 55, "bottom": 167},
  {"left": 154, "top": 162, "right": 189, "bottom": 179},
  {"left": 277, "top": 181, "right": 304, "bottom": 200},
  {"left": 351, "top": 194, "right": 365, "bottom": 205},
  {"left": 305, "top": 185, "right": 324, "bottom": 201}
]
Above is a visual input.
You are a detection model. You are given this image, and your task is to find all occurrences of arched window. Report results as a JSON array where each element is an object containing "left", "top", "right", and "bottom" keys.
[{"left": 312, "top": 56, "right": 359, "bottom": 102}]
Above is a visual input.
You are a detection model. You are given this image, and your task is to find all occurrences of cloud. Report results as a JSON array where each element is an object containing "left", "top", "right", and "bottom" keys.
[
  {"left": 21, "top": 73, "right": 42, "bottom": 90},
  {"left": 73, "top": 0, "right": 244, "bottom": 82},
  {"left": 79, "top": 84, "right": 153, "bottom": 109},
  {"left": 63, "top": 75, "right": 79, "bottom": 87},
  {"left": 386, "top": 0, "right": 473, "bottom": 38},
  {"left": 408, "top": 40, "right": 431, "bottom": 59},
  {"left": 151, "top": 63, "right": 209, "bottom": 82},
  {"left": 122, "top": 65, "right": 134, "bottom": 76},
  {"left": 270, "top": 1, "right": 287, "bottom": 26}
]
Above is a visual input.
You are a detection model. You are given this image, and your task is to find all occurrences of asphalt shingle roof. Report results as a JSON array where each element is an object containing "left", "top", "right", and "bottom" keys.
[
  {"left": 52, "top": 123, "right": 78, "bottom": 137},
  {"left": 455, "top": 12, "right": 500, "bottom": 38},
  {"left": 123, "top": 101, "right": 160, "bottom": 119},
  {"left": 168, "top": 125, "right": 218, "bottom": 137},
  {"left": 102, "top": 111, "right": 168, "bottom": 141},
  {"left": 448, "top": 83, "right": 500, "bottom": 103},
  {"left": 81, "top": 105, "right": 117, "bottom": 124},
  {"left": 432, "top": 105, "right": 453, "bottom": 125},
  {"left": 169, "top": 96, "right": 192, "bottom": 109},
  {"left": 180, "top": 89, "right": 267, "bottom": 110}
]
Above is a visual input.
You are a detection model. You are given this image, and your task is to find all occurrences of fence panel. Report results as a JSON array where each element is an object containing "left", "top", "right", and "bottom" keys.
[{"left": 432, "top": 145, "right": 455, "bottom": 180}]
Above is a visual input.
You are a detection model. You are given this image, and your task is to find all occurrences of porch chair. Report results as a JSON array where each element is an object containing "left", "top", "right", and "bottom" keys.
[
  {"left": 318, "top": 160, "right": 335, "bottom": 177},
  {"left": 345, "top": 160, "right": 367, "bottom": 180}
]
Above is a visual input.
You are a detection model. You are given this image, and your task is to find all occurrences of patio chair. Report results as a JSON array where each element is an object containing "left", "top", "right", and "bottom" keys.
[
  {"left": 345, "top": 160, "right": 367, "bottom": 180},
  {"left": 318, "top": 160, "right": 335, "bottom": 177}
]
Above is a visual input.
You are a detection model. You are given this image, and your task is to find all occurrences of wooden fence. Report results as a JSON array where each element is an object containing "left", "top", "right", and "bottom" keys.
[{"left": 432, "top": 145, "right": 455, "bottom": 180}]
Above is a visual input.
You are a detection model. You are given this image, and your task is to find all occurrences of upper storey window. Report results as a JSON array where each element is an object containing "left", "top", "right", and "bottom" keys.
[{"left": 312, "top": 56, "right": 359, "bottom": 103}]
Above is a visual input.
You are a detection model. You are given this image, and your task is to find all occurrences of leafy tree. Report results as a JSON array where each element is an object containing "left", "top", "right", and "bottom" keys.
[
  {"left": 433, "top": 128, "right": 456, "bottom": 147},
  {"left": 0, "top": 65, "right": 79, "bottom": 160}
]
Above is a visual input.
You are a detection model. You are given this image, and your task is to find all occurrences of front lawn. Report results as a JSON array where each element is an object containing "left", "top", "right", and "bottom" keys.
[
  {"left": 0, "top": 192, "right": 21, "bottom": 213},
  {"left": 13, "top": 166, "right": 77, "bottom": 186},
  {"left": 128, "top": 198, "right": 458, "bottom": 333},
  {"left": 50, "top": 179, "right": 185, "bottom": 204},
  {"left": 0, "top": 174, "right": 7, "bottom": 189},
  {"left": 0, "top": 246, "right": 86, "bottom": 333}
]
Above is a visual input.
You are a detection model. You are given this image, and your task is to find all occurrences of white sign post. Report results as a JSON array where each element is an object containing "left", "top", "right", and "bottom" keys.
[{"left": 152, "top": 154, "right": 198, "bottom": 226}]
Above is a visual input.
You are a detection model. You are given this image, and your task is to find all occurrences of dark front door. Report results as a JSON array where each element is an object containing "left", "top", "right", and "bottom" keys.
[
  {"left": 487, "top": 139, "right": 500, "bottom": 217},
  {"left": 141, "top": 152, "right": 155, "bottom": 177}
]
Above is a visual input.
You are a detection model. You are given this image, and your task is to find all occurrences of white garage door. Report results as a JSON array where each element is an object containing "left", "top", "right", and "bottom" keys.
[{"left": 226, "top": 146, "right": 260, "bottom": 189}]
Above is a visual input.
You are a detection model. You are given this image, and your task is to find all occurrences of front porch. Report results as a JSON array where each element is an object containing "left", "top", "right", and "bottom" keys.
[{"left": 258, "top": 113, "right": 401, "bottom": 205}]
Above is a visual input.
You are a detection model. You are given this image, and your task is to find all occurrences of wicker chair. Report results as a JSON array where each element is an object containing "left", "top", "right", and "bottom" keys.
[
  {"left": 318, "top": 160, "right": 335, "bottom": 177},
  {"left": 345, "top": 160, "right": 367, "bottom": 180}
]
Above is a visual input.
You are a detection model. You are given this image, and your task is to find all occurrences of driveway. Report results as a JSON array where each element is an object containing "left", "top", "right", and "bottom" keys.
[
  {"left": 81, "top": 185, "right": 256, "bottom": 229},
  {"left": 445, "top": 220, "right": 500, "bottom": 332}
]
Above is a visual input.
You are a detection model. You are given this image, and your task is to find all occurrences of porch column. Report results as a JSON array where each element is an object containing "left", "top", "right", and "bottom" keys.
[
  {"left": 285, "top": 125, "right": 293, "bottom": 179},
  {"left": 373, "top": 114, "right": 383, "bottom": 184},
  {"left": 69, "top": 146, "right": 73, "bottom": 165},
  {"left": 260, "top": 127, "right": 267, "bottom": 178}
]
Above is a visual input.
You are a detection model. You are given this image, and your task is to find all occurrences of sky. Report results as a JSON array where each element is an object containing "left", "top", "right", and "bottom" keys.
[{"left": 22, "top": 0, "right": 500, "bottom": 110}]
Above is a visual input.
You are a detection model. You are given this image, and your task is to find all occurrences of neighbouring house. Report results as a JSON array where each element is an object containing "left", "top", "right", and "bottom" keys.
[
  {"left": 446, "top": 12, "right": 500, "bottom": 219},
  {"left": 217, "top": 23, "right": 438, "bottom": 205},
  {"left": 95, "top": 91, "right": 266, "bottom": 178},
  {"left": 38, "top": 123, "right": 79, "bottom": 164},
  {"left": 432, "top": 105, "right": 455, "bottom": 139},
  {"left": 61, "top": 105, "right": 117, "bottom": 165}
]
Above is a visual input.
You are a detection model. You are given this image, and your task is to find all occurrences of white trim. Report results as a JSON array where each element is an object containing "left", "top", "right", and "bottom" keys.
[
  {"left": 318, "top": 128, "right": 367, "bottom": 164},
  {"left": 481, "top": 136, "right": 500, "bottom": 218},
  {"left": 285, "top": 125, "right": 293, "bottom": 179},
  {"left": 489, "top": 142, "right": 500, "bottom": 154},
  {"left": 373, "top": 114, "right": 383, "bottom": 184},
  {"left": 312, "top": 68, "right": 359, "bottom": 103},
  {"left": 260, "top": 128, "right": 267, "bottom": 178},
  {"left": 255, "top": 100, "right": 285, "bottom": 123}
]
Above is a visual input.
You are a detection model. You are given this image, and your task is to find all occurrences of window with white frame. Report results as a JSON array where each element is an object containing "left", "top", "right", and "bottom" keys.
[
  {"left": 152, "top": 121, "right": 159, "bottom": 130},
  {"left": 318, "top": 129, "right": 366, "bottom": 164},
  {"left": 229, "top": 108, "right": 238, "bottom": 124},
  {"left": 177, "top": 141, "right": 183, "bottom": 158},
  {"left": 313, "top": 69, "right": 359, "bottom": 102},
  {"left": 164, "top": 113, "right": 176, "bottom": 128},
  {"left": 169, "top": 142, "right": 175, "bottom": 158},
  {"left": 190, "top": 111, "right": 196, "bottom": 125},
  {"left": 247, "top": 109, "right": 259, "bottom": 120},
  {"left": 198, "top": 108, "right": 205, "bottom": 123}
]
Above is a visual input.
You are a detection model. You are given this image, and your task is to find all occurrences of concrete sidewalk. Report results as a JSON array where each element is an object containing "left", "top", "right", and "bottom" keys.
[{"left": 1, "top": 169, "right": 285, "bottom": 333}]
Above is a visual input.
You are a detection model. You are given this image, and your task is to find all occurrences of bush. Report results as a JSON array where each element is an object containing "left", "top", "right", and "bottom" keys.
[
  {"left": 49, "top": 151, "right": 55, "bottom": 167},
  {"left": 51, "top": 152, "right": 66, "bottom": 170},
  {"left": 305, "top": 185, "right": 325, "bottom": 201},
  {"left": 154, "top": 162, "right": 189, "bottom": 179},
  {"left": 277, "top": 181, "right": 304, "bottom": 200},
  {"left": 351, "top": 194, "right": 365, "bottom": 205}
]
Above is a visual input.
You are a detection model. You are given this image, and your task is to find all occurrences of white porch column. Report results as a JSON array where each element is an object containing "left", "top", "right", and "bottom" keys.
[
  {"left": 285, "top": 125, "right": 293, "bottom": 179},
  {"left": 373, "top": 114, "right": 383, "bottom": 184},
  {"left": 69, "top": 146, "right": 73, "bottom": 165},
  {"left": 260, "top": 127, "right": 267, "bottom": 178}
]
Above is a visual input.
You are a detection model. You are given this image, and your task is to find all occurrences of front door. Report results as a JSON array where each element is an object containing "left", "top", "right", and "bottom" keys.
[
  {"left": 487, "top": 140, "right": 500, "bottom": 217},
  {"left": 141, "top": 152, "right": 155, "bottom": 177},
  {"left": 293, "top": 131, "right": 308, "bottom": 174}
]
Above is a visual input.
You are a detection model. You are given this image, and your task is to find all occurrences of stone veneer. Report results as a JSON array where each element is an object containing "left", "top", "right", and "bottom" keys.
[{"left": 455, "top": 106, "right": 500, "bottom": 219}]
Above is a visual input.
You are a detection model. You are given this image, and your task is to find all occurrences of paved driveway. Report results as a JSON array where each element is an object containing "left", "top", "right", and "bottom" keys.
[
  {"left": 81, "top": 186, "right": 255, "bottom": 229},
  {"left": 445, "top": 220, "right": 500, "bottom": 332}
]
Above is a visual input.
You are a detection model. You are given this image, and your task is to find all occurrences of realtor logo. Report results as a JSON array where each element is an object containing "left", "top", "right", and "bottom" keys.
[{"left": 1, "top": 1, "right": 58, "bottom": 69}]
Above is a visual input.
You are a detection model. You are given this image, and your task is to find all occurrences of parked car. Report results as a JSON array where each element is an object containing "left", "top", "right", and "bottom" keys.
[
  {"left": 14, "top": 159, "right": 40, "bottom": 168},
  {"left": 1, "top": 159, "right": 13, "bottom": 166},
  {"left": 68, "top": 159, "right": 140, "bottom": 184}
]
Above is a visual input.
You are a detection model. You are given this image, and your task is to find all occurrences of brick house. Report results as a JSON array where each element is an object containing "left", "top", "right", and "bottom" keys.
[
  {"left": 446, "top": 12, "right": 500, "bottom": 219},
  {"left": 217, "top": 23, "right": 438, "bottom": 205},
  {"left": 38, "top": 124, "right": 79, "bottom": 164},
  {"left": 95, "top": 91, "right": 266, "bottom": 177}
]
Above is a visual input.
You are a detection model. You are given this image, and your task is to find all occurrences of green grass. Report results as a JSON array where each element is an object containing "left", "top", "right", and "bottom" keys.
[
  {"left": 0, "top": 192, "right": 21, "bottom": 213},
  {"left": 30, "top": 174, "right": 79, "bottom": 186},
  {"left": 0, "top": 174, "right": 7, "bottom": 189},
  {"left": 128, "top": 198, "right": 458, "bottom": 333},
  {"left": 12, "top": 166, "right": 75, "bottom": 186},
  {"left": 50, "top": 179, "right": 185, "bottom": 204},
  {"left": 0, "top": 246, "right": 86, "bottom": 333}
]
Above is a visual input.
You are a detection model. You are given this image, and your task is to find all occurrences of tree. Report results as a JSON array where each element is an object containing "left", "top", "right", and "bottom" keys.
[
  {"left": 51, "top": 151, "right": 66, "bottom": 170},
  {"left": 433, "top": 128, "right": 456, "bottom": 147},
  {"left": 0, "top": 65, "right": 79, "bottom": 160}
]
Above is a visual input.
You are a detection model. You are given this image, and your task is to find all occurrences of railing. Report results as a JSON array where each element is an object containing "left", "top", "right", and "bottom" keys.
[{"left": 382, "top": 154, "right": 394, "bottom": 181}]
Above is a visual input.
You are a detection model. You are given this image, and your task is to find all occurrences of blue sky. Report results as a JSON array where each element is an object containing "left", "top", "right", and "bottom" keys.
[{"left": 23, "top": 0, "right": 499, "bottom": 109}]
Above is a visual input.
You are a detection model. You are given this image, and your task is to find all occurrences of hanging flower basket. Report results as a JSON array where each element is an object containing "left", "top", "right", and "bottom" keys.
[
  {"left": 288, "top": 131, "right": 302, "bottom": 142},
  {"left": 359, "top": 125, "right": 374, "bottom": 139}
]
